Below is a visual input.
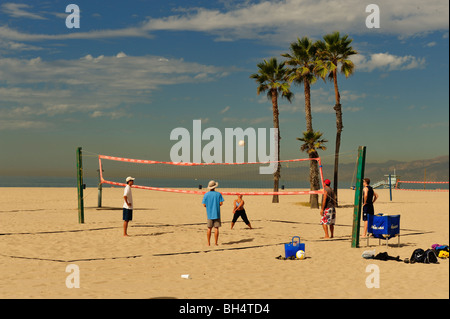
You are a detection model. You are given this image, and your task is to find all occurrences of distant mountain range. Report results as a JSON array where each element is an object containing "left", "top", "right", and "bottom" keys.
[{"left": 326, "top": 155, "right": 449, "bottom": 185}]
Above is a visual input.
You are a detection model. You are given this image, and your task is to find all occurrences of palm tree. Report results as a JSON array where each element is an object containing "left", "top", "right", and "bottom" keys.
[
  {"left": 316, "top": 31, "right": 357, "bottom": 205},
  {"left": 250, "top": 57, "right": 293, "bottom": 203},
  {"left": 282, "top": 36, "right": 327, "bottom": 208},
  {"left": 297, "top": 130, "right": 328, "bottom": 208},
  {"left": 282, "top": 36, "right": 327, "bottom": 132}
]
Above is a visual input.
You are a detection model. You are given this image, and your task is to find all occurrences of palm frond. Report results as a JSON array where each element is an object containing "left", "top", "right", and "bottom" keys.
[
  {"left": 250, "top": 57, "right": 293, "bottom": 103},
  {"left": 297, "top": 130, "right": 328, "bottom": 154}
]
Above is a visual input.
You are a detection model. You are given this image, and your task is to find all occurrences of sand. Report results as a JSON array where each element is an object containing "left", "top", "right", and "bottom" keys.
[{"left": 0, "top": 187, "right": 448, "bottom": 299}]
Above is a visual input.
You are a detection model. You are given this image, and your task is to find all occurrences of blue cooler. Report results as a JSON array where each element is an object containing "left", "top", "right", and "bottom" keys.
[
  {"left": 284, "top": 236, "right": 305, "bottom": 258},
  {"left": 368, "top": 214, "right": 400, "bottom": 239},
  {"left": 367, "top": 214, "right": 401, "bottom": 247}
]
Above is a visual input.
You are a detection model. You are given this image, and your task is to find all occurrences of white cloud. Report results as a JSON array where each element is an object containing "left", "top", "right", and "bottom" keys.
[
  {"left": 343, "top": 106, "right": 363, "bottom": 112},
  {"left": 90, "top": 110, "right": 130, "bottom": 120},
  {"left": 0, "top": 53, "right": 229, "bottom": 128},
  {"left": 220, "top": 106, "right": 231, "bottom": 114},
  {"left": 279, "top": 87, "right": 366, "bottom": 114},
  {"left": 141, "top": 0, "right": 449, "bottom": 41},
  {"left": 0, "top": 53, "right": 226, "bottom": 89},
  {"left": 340, "top": 91, "right": 367, "bottom": 102},
  {"left": 351, "top": 52, "right": 426, "bottom": 72},
  {"left": 0, "top": 0, "right": 447, "bottom": 44},
  {"left": 0, "top": 119, "right": 51, "bottom": 130},
  {"left": 222, "top": 116, "right": 272, "bottom": 125},
  {"left": 420, "top": 121, "right": 449, "bottom": 129},
  {"left": 0, "top": 38, "right": 43, "bottom": 53},
  {"left": 1, "top": 3, "right": 46, "bottom": 20},
  {"left": 0, "top": 25, "right": 150, "bottom": 42}
]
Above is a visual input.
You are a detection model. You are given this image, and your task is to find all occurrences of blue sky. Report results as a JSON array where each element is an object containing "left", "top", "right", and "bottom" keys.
[{"left": 0, "top": 0, "right": 448, "bottom": 177}]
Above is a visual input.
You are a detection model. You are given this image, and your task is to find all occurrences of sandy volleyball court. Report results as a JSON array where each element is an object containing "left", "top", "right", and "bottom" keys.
[{"left": 0, "top": 187, "right": 448, "bottom": 299}]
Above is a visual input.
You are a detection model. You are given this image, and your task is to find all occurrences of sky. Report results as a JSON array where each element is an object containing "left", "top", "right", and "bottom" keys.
[{"left": 0, "top": 0, "right": 448, "bottom": 177}]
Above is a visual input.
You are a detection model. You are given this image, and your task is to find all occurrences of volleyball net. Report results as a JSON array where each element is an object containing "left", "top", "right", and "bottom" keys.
[
  {"left": 98, "top": 154, "right": 326, "bottom": 196},
  {"left": 395, "top": 180, "right": 449, "bottom": 192}
]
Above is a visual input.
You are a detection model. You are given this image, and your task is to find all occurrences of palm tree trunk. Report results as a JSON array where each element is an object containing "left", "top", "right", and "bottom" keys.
[
  {"left": 304, "top": 81, "right": 312, "bottom": 132},
  {"left": 309, "top": 152, "right": 320, "bottom": 208},
  {"left": 332, "top": 69, "right": 342, "bottom": 206},
  {"left": 304, "top": 81, "right": 319, "bottom": 207},
  {"left": 271, "top": 89, "right": 280, "bottom": 203}
]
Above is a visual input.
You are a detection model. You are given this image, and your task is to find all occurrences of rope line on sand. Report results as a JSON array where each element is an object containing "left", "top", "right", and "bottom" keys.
[
  {"left": 152, "top": 242, "right": 285, "bottom": 257},
  {"left": 0, "top": 253, "right": 142, "bottom": 263}
]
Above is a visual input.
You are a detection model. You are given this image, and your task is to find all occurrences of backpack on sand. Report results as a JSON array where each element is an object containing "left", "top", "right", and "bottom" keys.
[
  {"left": 409, "top": 248, "right": 439, "bottom": 264},
  {"left": 424, "top": 249, "right": 439, "bottom": 264},
  {"left": 409, "top": 249, "right": 425, "bottom": 264}
]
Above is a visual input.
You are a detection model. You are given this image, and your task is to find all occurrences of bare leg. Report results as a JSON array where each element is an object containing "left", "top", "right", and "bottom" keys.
[
  {"left": 322, "top": 224, "right": 330, "bottom": 238},
  {"left": 123, "top": 221, "right": 129, "bottom": 237},
  {"left": 362, "top": 221, "right": 368, "bottom": 237},
  {"left": 214, "top": 227, "right": 219, "bottom": 246},
  {"left": 330, "top": 225, "right": 334, "bottom": 238},
  {"left": 231, "top": 222, "right": 235, "bottom": 229},
  {"left": 207, "top": 227, "right": 212, "bottom": 246}
]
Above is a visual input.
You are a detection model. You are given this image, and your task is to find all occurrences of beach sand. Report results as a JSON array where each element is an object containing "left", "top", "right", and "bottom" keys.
[{"left": 0, "top": 187, "right": 448, "bottom": 299}]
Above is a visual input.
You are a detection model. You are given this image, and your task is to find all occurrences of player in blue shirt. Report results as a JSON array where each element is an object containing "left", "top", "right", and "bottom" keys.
[{"left": 202, "top": 180, "right": 224, "bottom": 246}]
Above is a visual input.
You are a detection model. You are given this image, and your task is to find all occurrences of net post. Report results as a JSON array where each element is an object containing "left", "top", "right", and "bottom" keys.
[
  {"left": 97, "top": 156, "right": 105, "bottom": 208},
  {"left": 317, "top": 157, "right": 325, "bottom": 189},
  {"left": 97, "top": 168, "right": 103, "bottom": 208},
  {"left": 76, "top": 147, "right": 85, "bottom": 224},
  {"left": 424, "top": 168, "right": 426, "bottom": 190},
  {"left": 351, "top": 146, "right": 366, "bottom": 248},
  {"left": 389, "top": 174, "right": 392, "bottom": 201}
]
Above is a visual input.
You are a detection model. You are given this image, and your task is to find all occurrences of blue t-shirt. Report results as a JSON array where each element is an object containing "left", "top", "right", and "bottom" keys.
[{"left": 202, "top": 191, "right": 224, "bottom": 220}]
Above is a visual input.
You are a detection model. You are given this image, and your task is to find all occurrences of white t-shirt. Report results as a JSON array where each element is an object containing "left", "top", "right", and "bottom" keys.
[{"left": 123, "top": 185, "right": 133, "bottom": 209}]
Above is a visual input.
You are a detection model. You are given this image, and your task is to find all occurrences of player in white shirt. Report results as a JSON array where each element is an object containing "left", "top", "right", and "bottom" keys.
[{"left": 123, "top": 176, "right": 135, "bottom": 236}]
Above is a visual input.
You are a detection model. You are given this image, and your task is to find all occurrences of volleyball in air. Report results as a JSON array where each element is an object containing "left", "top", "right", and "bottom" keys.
[
  {"left": 238, "top": 140, "right": 245, "bottom": 147},
  {"left": 296, "top": 250, "right": 305, "bottom": 260}
]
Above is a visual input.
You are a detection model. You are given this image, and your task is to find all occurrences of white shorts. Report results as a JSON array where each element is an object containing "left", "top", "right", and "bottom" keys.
[{"left": 320, "top": 208, "right": 336, "bottom": 225}]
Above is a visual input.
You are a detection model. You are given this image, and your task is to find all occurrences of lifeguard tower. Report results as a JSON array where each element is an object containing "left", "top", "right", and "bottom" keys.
[{"left": 372, "top": 171, "right": 400, "bottom": 189}]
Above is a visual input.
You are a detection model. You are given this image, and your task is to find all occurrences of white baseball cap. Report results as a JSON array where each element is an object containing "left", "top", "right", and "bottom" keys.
[{"left": 126, "top": 176, "right": 135, "bottom": 182}]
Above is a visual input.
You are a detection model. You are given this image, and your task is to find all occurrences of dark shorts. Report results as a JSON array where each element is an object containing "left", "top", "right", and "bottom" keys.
[
  {"left": 362, "top": 204, "right": 374, "bottom": 221},
  {"left": 123, "top": 208, "right": 133, "bottom": 221},
  {"left": 232, "top": 209, "right": 250, "bottom": 225},
  {"left": 207, "top": 218, "right": 221, "bottom": 228}
]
